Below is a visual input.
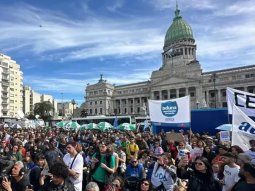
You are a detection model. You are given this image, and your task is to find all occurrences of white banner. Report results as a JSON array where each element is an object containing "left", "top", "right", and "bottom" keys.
[
  {"left": 227, "top": 87, "right": 255, "bottom": 117},
  {"left": 232, "top": 105, "right": 255, "bottom": 151},
  {"left": 148, "top": 96, "right": 191, "bottom": 126},
  {"left": 220, "top": 131, "right": 230, "bottom": 142}
]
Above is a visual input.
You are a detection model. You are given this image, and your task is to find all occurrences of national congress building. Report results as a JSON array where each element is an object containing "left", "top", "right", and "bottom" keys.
[{"left": 84, "top": 5, "right": 255, "bottom": 116}]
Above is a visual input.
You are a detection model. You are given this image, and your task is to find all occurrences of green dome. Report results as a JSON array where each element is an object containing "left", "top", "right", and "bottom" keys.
[{"left": 164, "top": 8, "right": 194, "bottom": 47}]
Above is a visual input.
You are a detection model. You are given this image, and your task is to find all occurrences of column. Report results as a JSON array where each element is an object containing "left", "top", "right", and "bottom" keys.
[
  {"left": 206, "top": 91, "right": 209, "bottom": 107},
  {"left": 176, "top": 89, "right": 179, "bottom": 98},
  {"left": 218, "top": 89, "right": 221, "bottom": 108},
  {"left": 132, "top": 98, "right": 135, "bottom": 114},
  {"left": 159, "top": 91, "right": 162, "bottom": 100},
  {"left": 120, "top": 99, "right": 122, "bottom": 114},
  {"left": 168, "top": 90, "right": 171, "bottom": 99}
]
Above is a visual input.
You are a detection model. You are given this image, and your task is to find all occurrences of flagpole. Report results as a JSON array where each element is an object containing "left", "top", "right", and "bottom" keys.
[{"left": 189, "top": 95, "right": 192, "bottom": 145}]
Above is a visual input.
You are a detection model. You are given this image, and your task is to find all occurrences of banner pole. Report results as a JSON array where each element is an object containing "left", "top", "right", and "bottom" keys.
[{"left": 189, "top": 95, "right": 192, "bottom": 145}]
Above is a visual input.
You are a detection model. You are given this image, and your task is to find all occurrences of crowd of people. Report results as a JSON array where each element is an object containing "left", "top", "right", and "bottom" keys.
[{"left": 0, "top": 125, "right": 255, "bottom": 191}]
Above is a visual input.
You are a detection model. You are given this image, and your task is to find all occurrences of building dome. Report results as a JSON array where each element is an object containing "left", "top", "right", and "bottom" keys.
[{"left": 164, "top": 7, "right": 194, "bottom": 47}]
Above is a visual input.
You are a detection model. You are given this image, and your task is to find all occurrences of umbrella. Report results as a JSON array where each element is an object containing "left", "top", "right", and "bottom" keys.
[
  {"left": 56, "top": 121, "right": 66, "bottom": 128},
  {"left": 98, "top": 122, "right": 113, "bottom": 131},
  {"left": 87, "top": 123, "right": 99, "bottom": 130},
  {"left": 215, "top": 124, "right": 232, "bottom": 131},
  {"left": 79, "top": 124, "right": 88, "bottom": 131},
  {"left": 11, "top": 124, "right": 22, "bottom": 129},
  {"left": 64, "top": 121, "right": 80, "bottom": 130},
  {"left": 118, "top": 123, "right": 136, "bottom": 131},
  {"left": 3, "top": 123, "right": 9, "bottom": 128}
]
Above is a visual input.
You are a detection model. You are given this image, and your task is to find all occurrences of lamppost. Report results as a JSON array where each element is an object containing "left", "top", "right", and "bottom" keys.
[
  {"left": 212, "top": 73, "right": 217, "bottom": 108},
  {"left": 71, "top": 99, "right": 76, "bottom": 118}
]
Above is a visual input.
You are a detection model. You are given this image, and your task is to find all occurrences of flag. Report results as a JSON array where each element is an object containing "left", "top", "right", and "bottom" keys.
[
  {"left": 227, "top": 87, "right": 255, "bottom": 117},
  {"left": 113, "top": 116, "right": 118, "bottom": 129},
  {"left": 232, "top": 105, "right": 255, "bottom": 151},
  {"left": 148, "top": 96, "right": 191, "bottom": 127}
]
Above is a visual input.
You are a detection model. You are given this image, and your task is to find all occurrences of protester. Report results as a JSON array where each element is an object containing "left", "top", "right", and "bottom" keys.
[
  {"left": 39, "top": 161, "right": 75, "bottom": 191},
  {"left": 85, "top": 181, "right": 99, "bottom": 191},
  {"left": 1, "top": 161, "right": 30, "bottom": 191},
  {"left": 177, "top": 156, "right": 222, "bottom": 191},
  {"left": 91, "top": 142, "right": 115, "bottom": 190},
  {"left": 29, "top": 154, "right": 47, "bottom": 191},
  {"left": 221, "top": 152, "right": 240, "bottom": 191},
  {"left": 63, "top": 141, "right": 84, "bottom": 191},
  {"left": 245, "top": 140, "right": 255, "bottom": 161},
  {"left": 151, "top": 154, "right": 176, "bottom": 191},
  {"left": 231, "top": 162, "right": 255, "bottom": 191},
  {"left": 138, "top": 178, "right": 153, "bottom": 191}
]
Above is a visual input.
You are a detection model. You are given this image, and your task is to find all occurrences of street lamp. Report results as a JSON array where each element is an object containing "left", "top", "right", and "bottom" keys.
[
  {"left": 212, "top": 73, "right": 217, "bottom": 108},
  {"left": 71, "top": 99, "right": 76, "bottom": 118}
]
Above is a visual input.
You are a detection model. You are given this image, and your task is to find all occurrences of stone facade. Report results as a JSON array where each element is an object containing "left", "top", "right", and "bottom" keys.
[{"left": 84, "top": 7, "right": 255, "bottom": 116}]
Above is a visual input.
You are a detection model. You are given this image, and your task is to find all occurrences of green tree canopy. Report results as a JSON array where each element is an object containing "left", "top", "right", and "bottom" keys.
[{"left": 34, "top": 101, "right": 54, "bottom": 122}]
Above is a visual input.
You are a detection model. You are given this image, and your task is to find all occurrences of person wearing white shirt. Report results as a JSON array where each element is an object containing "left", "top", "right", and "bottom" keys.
[
  {"left": 63, "top": 141, "right": 84, "bottom": 191},
  {"left": 151, "top": 154, "right": 176, "bottom": 191},
  {"left": 221, "top": 152, "right": 240, "bottom": 191}
]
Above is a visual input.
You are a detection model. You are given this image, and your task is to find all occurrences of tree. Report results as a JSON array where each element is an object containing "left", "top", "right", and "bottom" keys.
[{"left": 34, "top": 101, "right": 54, "bottom": 122}]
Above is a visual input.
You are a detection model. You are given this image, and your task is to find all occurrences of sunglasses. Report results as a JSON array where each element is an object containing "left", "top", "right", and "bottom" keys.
[
  {"left": 132, "top": 161, "right": 137, "bottom": 163},
  {"left": 142, "top": 182, "right": 149, "bottom": 186},
  {"left": 113, "top": 183, "right": 120, "bottom": 188},
  {"left": 195, "top": 162, "right": 204, "bottom": 166}
]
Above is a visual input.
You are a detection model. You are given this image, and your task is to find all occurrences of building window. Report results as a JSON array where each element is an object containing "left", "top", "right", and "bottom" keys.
[
  {"left": 100, "top": 101, "right": 102, "bottom": 104},
  {"left": 245, "top": 74, "right": 250, "bottom": 78},
  {"left": 90, "top": 102, "right": 92, "bottom": 105},
  {"left": 124, "top": 108, "right": 127, "bottom": 113},
  {"left": 137, "top": 107, "right": 140, "bottom": 113},
  {"left": 95, "top": 108, "right": 97, "bottom": 115},
  {"left": 100, "top": 108, "right": 103, "bottom": 114},
  {"left": 222, "top": 102, "right": 227, "bottom": 107},
  {"left": 95, "top": 101, "right": 97, "bottom": 105}
]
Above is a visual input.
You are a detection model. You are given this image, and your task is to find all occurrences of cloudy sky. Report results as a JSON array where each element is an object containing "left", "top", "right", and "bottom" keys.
[{"left": 1, "top": 0, "right": 255, "bottom": 105}]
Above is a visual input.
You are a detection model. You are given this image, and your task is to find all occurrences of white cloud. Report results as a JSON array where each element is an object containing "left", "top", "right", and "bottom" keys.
[
  {"left": 0, "top": 2, "right": 164, "bottom": 62},
  {"left": 107, "top": 0, "right": 125, "bottom": 12},
  {"left": 148, "top": 0, "right": 216, "bottom": 11}
]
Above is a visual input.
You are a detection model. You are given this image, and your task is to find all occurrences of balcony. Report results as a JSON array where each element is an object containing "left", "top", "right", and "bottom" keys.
[
  {"left": 1, "top": 81, "right": 9, "bottom": 87},
  {"left": 1, "top": 95, "right": 8, "bottom": 99},
  {"left": 2, "top": 69, "right": 10, "bottom": 74},
  {"left": 2, "top": 108, "right": 9, "bottom": 112},
  {"left": 2, "top": 101, "right": 8, "bottom": 105},
  {"left": 2, "top": 77, "right": 9, "bottom": 81},
  {"left": 2, "top": 88, "right": 8, "bottom": 93}
]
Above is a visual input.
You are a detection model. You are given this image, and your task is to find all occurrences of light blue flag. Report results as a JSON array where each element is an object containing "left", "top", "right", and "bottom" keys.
[{"left": 113, "top": 116, "right": 118, "bottom": 129}]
